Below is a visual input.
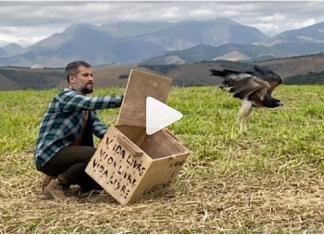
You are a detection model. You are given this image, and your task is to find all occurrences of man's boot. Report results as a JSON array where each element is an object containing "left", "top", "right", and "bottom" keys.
[
  {"left": 42, "top": 175, "right": 56, "bottom": 193},
  {"left": 44, "top": 179, "right": 73, "bottom": 201},
  {"left": 42, "top": 175, "right": 70, "bottom": 193}
]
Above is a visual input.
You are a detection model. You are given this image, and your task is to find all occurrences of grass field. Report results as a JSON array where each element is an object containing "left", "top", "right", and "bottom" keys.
[{"left": 1, "top": 84, "right": 324, "bottom": 233}]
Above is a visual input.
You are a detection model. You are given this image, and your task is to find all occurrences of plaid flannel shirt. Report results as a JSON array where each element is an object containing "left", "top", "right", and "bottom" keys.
[{"left": 34, "top": 86, "right": 123, "bottom": 168}]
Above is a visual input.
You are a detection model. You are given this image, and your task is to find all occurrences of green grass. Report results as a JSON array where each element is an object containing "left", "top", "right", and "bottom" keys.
[{"left": 1, "top": 85, "right": 324, "bottom": 233}]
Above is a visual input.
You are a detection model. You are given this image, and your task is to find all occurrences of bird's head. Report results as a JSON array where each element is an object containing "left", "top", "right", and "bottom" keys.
[
  {"left": 276, "top": 101, "right": 284, "bottom": 107},
  {"left": 218, "top": 78, "right": 234, "bottom": 91},
  {"left": 273, "top": 97, "right": 283, "bottom": 107},
  {"left": 218, "top": 84, "right": 233, "bottom": 92},
  {"left": 262, "top": 95, "right": 283, "bottom": 108},
  {"left": 268, "top": 98, "right": 283, "bottom": 108}
]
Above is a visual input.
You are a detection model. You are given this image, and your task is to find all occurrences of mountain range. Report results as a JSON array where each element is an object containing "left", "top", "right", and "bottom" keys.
[{"left": 1, "top": 17, "right": 324, "bottom": 67}]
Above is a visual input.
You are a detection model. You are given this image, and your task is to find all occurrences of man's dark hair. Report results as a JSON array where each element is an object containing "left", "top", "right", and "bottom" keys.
[{"left": 65, "top": 60, "right": 91, "bottom": 83}]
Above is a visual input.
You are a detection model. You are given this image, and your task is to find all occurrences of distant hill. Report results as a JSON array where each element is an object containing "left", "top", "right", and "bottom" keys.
[
  {"left": 0, "top": 18, "right": 272, "bottom": 67},
  {"left": 1, "top": 18, "right": 324, "bottom": 67},
  {"left": 0, "top": 64, "right": 156, "bottom": 91},
  {"left": 253, "top": 21, "right": 324, "bottom": 58},
  {"left": 0, "top": 73, "right": 24, "bottom": 90},
  {"left": 1, "top": 17, "right": 324, "bottom": 82},
  {"left": 2, "top": 43, "right": 23, "bottom": 56},
  {"left": 27, "top": 24, "right": 117, "bottom": 52},
  {"left": 284, "top": 70, "right": 324, "bottom": 85},
  {"left": 256, "top": 21, "right": 324, "bottom": 46},
  {"left": 270, "top": 42, "right": 324, "bottom": 55},
  {"left": 130, "top": 18, "right": 269, "bottom": 50},
  {"left": 0, "top": 47, "right": 7, "bottom": 57},
  {"left": 2, "top": 53, "right": 324, "bottom": 91},
  {"left": 141, "top": 43, "right": 297, "bottom": 65},
  {"left": 0, "top": 67, "right": 67, "bottom": 90},
  {"left": 254, "top": 53, "right": 324, "bottom": 78},
  {"left": 99, "top": 21, "right": 185, "bottom": 37}
]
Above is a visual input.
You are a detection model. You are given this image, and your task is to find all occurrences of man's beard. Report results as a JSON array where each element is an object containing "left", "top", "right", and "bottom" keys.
[{"left": 77, "top": 81, "right": 93, "bottom": 94}]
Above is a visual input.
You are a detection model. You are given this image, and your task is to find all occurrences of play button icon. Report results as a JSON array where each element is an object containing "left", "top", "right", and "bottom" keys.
[{"left": 146, "top": 96, "right": 183, "bottom": 135}]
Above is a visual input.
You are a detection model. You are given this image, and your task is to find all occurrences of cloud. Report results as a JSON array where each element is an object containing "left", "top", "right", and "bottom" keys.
[
  {"left": 0, "top": 25, "right": 66, "bottom": 47},
  {"left": 0, "top": 1, "right": 324, "bottom": 47}
]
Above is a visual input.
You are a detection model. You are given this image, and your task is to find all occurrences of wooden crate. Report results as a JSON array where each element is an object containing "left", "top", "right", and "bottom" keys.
[{"left": 85, "top": 69, "right": 190, "bottom": 205}]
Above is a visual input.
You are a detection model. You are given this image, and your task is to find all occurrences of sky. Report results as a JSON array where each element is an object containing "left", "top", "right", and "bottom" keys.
[{"left": 0, "top": 1, "right": 324, "bottom": 47}]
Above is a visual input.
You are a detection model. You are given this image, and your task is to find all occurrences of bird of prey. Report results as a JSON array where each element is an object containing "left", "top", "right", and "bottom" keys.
[{"left": 210, "top": 65, "right": 283, "bottom": 133}]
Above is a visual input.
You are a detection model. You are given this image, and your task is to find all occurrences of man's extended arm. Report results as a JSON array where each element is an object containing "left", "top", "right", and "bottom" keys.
[
  {"left": 55, "top": 89, "right": 123, "bottom": 112},
  {"left": 92, "top": 111, "right": 108, "bottom": 139}
]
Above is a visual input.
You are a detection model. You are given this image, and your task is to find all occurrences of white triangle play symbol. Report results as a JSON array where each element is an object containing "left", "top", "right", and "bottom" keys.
[{"left": 146, "top": 96, "right": 183, "bottom": 135}]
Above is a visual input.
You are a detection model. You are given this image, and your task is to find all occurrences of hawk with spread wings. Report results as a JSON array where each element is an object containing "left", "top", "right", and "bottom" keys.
[{"left": 210, "top": 65, "right": 283, "bottom": 133}]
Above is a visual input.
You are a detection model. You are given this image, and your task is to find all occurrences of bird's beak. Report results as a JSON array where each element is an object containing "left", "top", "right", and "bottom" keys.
[
  {"left": 218, "top": 85, "right": 224, "bottom": 90},
  {"left": 278, "top": 102, "right": 284, "bottom": 106}
]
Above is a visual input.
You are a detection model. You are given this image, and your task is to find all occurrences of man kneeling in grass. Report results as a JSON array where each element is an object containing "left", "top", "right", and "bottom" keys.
[{"left": 33, "top": 60, "right": 124, "bottom": 202}]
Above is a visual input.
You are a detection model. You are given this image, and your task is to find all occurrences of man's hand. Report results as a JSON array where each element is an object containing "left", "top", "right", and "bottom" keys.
[{"left": 115, "top": 94, "right": 124, "bottom": 107}]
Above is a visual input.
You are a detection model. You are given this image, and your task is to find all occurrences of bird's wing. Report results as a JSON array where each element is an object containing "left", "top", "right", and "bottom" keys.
[
  {"left": 210, "top": 69, "right": 271, "bottom": 100},
  {"left": 222, "top": 68, "right": 258, "bottom": 77},
  {"left": 267, "top": 77, "right": 282, "bottom": 95},
  {"left": 253, "top": 65, "right": 282, "bottom": 95},
  {"left": 231, "top": 76, "right": 271, "bottom": 100}
]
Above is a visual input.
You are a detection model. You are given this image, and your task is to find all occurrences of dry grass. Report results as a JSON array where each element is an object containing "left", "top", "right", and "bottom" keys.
[{"left": 1, "top": 84, "right": 324, "bottom": 233}]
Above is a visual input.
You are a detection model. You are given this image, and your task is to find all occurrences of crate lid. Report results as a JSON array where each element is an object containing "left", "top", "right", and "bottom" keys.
[{"left": 116, "top": 69, "right": 173, "bottom": 127}]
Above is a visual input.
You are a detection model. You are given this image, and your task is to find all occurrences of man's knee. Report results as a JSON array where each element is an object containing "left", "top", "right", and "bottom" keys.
[{"left": 81, "top": 146, "right": 97, "bottom": 162}]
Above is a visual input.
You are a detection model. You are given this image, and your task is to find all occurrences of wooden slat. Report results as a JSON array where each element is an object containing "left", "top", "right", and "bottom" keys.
[{"left": 117, "top": 69, "right": 173, "bottom": 127}]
